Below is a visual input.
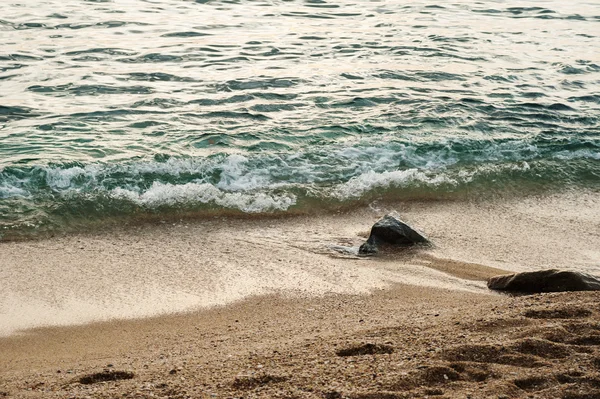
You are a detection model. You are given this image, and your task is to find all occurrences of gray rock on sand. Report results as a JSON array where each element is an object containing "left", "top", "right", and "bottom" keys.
[
  {"left": 487, "top": 269, "right": 600, "bottom": 294},
  {"left": 359, "top": 214, "right": 430, "bottom": 255}
]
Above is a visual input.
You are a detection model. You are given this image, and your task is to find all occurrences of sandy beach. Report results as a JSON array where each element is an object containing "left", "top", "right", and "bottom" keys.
[
  {"left": 2, "top": 0, "right": 599, "bottom": 397},
  {"left": 1, "top": 191, "right": 599, "bottom": 398}
]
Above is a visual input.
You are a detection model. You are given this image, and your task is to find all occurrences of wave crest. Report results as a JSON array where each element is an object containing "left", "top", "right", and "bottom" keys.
[{"left": 111, "top": 181, "right": 296, "bottom": 213}]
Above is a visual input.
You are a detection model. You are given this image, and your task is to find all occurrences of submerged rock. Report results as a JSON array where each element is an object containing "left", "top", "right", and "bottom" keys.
[
  {"left": 359, "top": 214, "right": 429, "bottom": 255},
  {"left": 487, "top": 269, "right": 600, "bottom": 294}
]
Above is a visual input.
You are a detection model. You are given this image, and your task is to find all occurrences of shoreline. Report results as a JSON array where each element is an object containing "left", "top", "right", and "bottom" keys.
[
  {"left": 1, "top": 185, "right": 594, "bottom": 244},
  {"left": 1, "top": 190, "right": 599, "bottom": 336},
  {"left": 1, "top": 190, "right": 599, "bottom": 397}
]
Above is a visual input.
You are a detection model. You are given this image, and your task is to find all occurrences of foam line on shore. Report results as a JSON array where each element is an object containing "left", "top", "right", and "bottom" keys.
[{"left": 1, "top": 191, "right": 598, "bottom": 336}]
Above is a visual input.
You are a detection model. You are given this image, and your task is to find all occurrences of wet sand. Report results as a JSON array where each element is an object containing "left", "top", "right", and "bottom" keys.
[{"left": 0, "top": 191, "right": 599, "bottom": 398}]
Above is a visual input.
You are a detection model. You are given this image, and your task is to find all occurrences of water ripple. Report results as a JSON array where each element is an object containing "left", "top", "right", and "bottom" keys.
[
  {"left": 28, "top": 84, "right": 155, "bottom": 96},
  {"left": 1, "top": 0, "right": 599, "bottom": 232}
]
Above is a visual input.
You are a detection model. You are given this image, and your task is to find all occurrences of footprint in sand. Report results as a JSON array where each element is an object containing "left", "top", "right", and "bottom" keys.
[
  {"left": 232, "top": 374, "right": 288, "bottom": 390},
  {"left": 513, "top": 375, "right": 554, "bottom": 391},
  {"left": 77, "top": 370, "right": 134, "bottom": 385},
  {"left": 335, "top": 343, "right": 394, "bottom": 357},
  {"left": 442, "top": 342, "right": 549, "bottom": 367},
  {"left": 524, "top": 307, "right": 592, "bottom": 319}
]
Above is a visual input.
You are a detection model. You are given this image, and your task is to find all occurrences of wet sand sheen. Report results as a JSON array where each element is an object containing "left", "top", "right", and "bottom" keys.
[
  {"left": 402, "top": 253, "right": 511, "bottom": 282},
  {"left": 1, "top": 191, "right": 598, "bottom": 337},
  {"left": 0, "top": 191, "right": 599, "bottom": 398}
]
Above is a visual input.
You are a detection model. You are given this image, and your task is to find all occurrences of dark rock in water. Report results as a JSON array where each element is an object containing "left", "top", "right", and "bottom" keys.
[
  {"left": 359, "top": 214, "right": 429, "bottom": 255},
  {"left": 487, "top": 269, "right": 600, "bottom": 294}
]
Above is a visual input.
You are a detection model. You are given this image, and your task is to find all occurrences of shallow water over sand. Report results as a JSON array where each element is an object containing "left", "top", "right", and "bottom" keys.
[
  {"left": 1, "top": 192, "right": 599, "bottom": 336},
  {"left": 1, "top": 0, "right": 599, "bottom": 236}
]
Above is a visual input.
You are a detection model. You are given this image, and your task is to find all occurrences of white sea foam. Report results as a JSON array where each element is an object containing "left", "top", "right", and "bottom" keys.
[
  {"left": 118, "top": 156, "right": 223, "bottom": 177},
  {"left": 31, "top": 139, "right": 569, "bottom": 198},
  {"left": 334, "top": 169, "right": 456, "bottom": 199},
  {"left": 0, "top": 184, "right": 28, "bottom": 199},
  {"left": 554, "top": 149, "right": 600, "bottom": 160},
  {"left": 45, "top": 166, "right": 86, "bottom": 189},
  {"left": 334, "top": 143, "right": 459, "bottom": 171},
  {"left": 111, "top": 181, "right": 296, "bottom": 212},
  {"left": 44, "top": 164, "right": 103, "bottom": 190},
  {"left": 216, "top": 154, "right": 272, "bottom": 191},
  {"left": 1, "top": 140, "right": 595, "bottom": 216}
]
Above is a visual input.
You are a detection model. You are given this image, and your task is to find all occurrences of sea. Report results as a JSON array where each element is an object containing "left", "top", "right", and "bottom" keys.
[{"left": 1, "top": 0, "right": 599, "bottom": 240}]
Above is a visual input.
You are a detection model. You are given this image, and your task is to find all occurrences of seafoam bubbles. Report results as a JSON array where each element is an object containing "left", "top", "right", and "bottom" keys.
[
  {"left": 0, "top": 135, "right": 597, "bottom": 230},
  {"left": 42, "top": 156, "right": 229, "bottom": 192},
  {"left": 44, "top": 165, "right": 90, "bottom": 190},
  {"left": 0, "top": 184, "right": 28, "bottom": 199},
  {"left": 0, "top": 170, "right": 30, "bottom": 199},
  {"left": 329, "top": 138, "right": 544, "bottom": 174},
  {"left": 111, "top": 181, "right": 296, "bottom": 213},
  {"left": 119, "top": 156, "right": 221, "bottom": 177},
  {"left": 331, "top": 160, "right": 538, "bottom": 201},
  {"left": 333, "top": 142, "right": 461, "bottom": 172},
  {"left": 554, "top": 149, "right": 600, "bottom": 160},
  {"left": 42, "top": 163, "right": 110, "bottom": 192},
  {"left": 10, "top": 138, "right": 596, "bottom": 200},
  {"left": 333, "top": 169, "right": 457, "bottom": 200},
  {"left": 216, "top": 154, "right": 272, "bottom": 192}
]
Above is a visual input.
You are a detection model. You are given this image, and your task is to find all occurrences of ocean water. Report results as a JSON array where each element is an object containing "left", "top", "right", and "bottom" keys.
[{"left": 0, "top": 0, "right": 599, "bottom": 238}]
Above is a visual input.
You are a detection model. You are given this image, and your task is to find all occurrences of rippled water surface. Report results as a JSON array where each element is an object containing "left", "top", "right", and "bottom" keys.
[{"left": 1, "top": 0, "right": 599, "bottom": 236}]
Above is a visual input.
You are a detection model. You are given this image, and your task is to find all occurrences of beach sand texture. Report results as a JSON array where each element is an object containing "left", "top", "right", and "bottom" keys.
[{"left": 1, "top": 191, "right": 599, "bottom": 398}]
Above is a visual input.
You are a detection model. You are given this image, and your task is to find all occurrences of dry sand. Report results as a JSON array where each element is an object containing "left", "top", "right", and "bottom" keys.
[{"left": 0, "top": 190, "right": 599, "bottom": 398}]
